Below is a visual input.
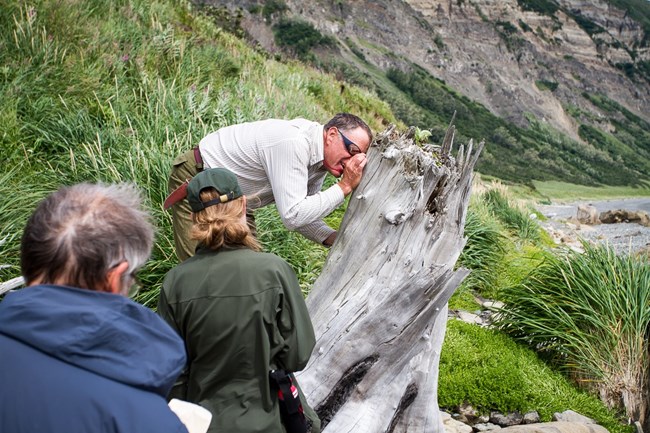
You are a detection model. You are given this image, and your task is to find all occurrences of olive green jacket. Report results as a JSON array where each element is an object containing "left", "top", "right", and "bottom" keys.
[{"left": 158, "top": 247, "right": 319, "bottom": 432}]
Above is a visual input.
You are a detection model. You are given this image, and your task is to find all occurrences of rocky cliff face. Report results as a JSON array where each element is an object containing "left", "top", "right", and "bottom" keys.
[
  {"left": 200, "top": 0, "right": 649, "bottom": 162},
  {"left": 285, "top": 0, "right": 649, "bottom": 142}
]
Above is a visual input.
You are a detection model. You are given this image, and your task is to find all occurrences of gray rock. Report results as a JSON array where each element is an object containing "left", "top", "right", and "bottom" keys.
[
  {"left": 443, "top": 412, "right": 474, "bottom": 433},
  {"left": 498, "top": 421, "right": 609, "bottom": 433},
  {"left": 474, "top": 423, "right": 502, "bottom": 432},
  {"left": 552, "top": 410, "right": 596, "bottom": 424},
  {"left": 458, "top": 403, "right": 481, "bottom": 424},
  {"left": 523, "top": 411, "right": 541, "bottom": 424},
  {"left": 457, "top": 311, "right": 485, "bottom": 326},
  {"left": 491, "top": 411, "right": 524, "bottom": 427},
  {"left": 482, "top": 300, "right": 504, "bottom": 310},
  {"left": 577, "top": 205, "right": 599, "bottom": 225}
]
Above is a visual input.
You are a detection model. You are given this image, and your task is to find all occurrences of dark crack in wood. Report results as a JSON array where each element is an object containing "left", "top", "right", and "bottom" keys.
[
  {"left": 385, "top": 382, "right": 419, "bottom": 433},
  {"left": 314, "top": 354, "right": 380, "bottom": 429},
  {"left": 426, "top": 173, "right": 448, "bottom": 215}
]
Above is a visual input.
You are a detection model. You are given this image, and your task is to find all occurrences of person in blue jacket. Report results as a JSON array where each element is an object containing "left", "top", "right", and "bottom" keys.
[{"left": 0, "top": 183, "right": 189, "bottom": 433}]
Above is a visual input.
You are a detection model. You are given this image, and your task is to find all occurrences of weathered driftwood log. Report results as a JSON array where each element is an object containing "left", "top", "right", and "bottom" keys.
[
  {"left": 296, "top": 123, "right": 484, "bottom": 432},
  {"left": 0, "top": 276, "right": 24, "bottom": 296}
]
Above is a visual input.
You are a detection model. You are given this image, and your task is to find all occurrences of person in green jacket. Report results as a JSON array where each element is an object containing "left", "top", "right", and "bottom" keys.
[{"left": 158, "top": 168, "right": 319, "bottom": 433}]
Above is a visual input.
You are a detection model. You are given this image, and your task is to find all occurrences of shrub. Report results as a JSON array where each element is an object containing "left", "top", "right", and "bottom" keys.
[
  {"left": 516, "top": 0, "right": 559, "bottom": 16},
  {"left": 535, "top": 80, "right": 558, "bottom": 92},
  {"left": 496, "top": 21, "right": 519, "bottom": 35},
  {"left": 345, "top": 37, "right": 366, "bottom": 61},
  {"left": 495, "top": 242, "right": 650, "bottom": 430},
  {"left": 518, "top": 19, "right": 532, "bottom": 32},
  {"left": 272, "top": 18, "right": 334, "bottom": 58},
  {"left": 570, "top": 12, "right": 605, "bottom": 36},
  {"left": 262, "top": 0, "right": 288, "bottom": 20}
]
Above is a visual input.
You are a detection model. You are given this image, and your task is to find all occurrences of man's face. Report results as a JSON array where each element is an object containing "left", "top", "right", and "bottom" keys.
[{"left": 323, "top": 126, "right": 371, "bottom": 177}]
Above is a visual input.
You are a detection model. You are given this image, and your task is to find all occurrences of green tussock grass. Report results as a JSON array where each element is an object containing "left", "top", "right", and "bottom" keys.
[{"left": 495, "top": 242, "right": 650, "bottom": 427}]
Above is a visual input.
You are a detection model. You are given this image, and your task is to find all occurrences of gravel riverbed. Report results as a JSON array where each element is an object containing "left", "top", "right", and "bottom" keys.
[{"left": 535, "top": 198, "right": 650, "bottom": 256}]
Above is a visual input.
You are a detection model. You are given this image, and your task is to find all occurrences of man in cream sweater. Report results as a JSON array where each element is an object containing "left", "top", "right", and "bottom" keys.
[{"left": 166, "top": 112, "right": 373, "bottom": 261}]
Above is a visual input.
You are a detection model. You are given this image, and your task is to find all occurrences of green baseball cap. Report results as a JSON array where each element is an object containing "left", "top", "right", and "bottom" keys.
[{"left": 187, "top": 168, "right": 243, "bottom": 212}]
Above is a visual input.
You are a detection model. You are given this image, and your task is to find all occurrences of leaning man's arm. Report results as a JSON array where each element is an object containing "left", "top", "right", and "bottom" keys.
[{"left": 262, "top": 141, "right": 345, "bottom": 230}]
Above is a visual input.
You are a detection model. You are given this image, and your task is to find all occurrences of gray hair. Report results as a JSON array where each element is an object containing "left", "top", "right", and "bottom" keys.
[
  {"left": 21, "top": 183, "right": 154, "bottom": 293},
  {"left": 324, "top": 112, "right": 373, "bottom": 143}
]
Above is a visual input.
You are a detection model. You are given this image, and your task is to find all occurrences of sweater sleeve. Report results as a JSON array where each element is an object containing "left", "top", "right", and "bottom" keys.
[{"left": 260, "top": 137, "right": 344, "bottom": 233}]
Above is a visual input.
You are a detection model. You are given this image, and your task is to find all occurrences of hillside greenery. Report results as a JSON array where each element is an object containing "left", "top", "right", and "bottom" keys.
[
  {"left": 0, "top": 0, "right": 645, "bottom": 432},
  {"left": 383, "top": 63, "right": 650, "bottom": 188},
  {"left": 0, "top": 0, "right": 393, "bottom": 292},
  {"left": 238, "top": 0, "right": 650, "bottom": 188}
]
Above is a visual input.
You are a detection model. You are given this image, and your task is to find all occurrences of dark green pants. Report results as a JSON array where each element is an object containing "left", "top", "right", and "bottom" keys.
[
  {"left": 168, "top": 149, "right": 257, "bottom": 262},
  {"left": 168, "top": 149, "right": 203, "bottom": 262}
]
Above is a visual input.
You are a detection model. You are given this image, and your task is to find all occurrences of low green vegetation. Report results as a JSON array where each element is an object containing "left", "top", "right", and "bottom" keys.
[
  {"left": 532, "top": 180, "right": 650, "bottom": 202},
  {"left": 515, "top": 0, "right": 559, "bottom": 17},
  {"left": 569, "top": 11, "right": 605, "bottom": 36},
  {"left": 439, "top": 321, "right": 630, "bottom": 433},
  {"left": 261, "top": 0, "right": 288, "bottom": 20},
  {"left": 273, "top": 18, "right": 335, "bottom": 60},
  {"left": 535, "top": 79, "right": 558, "bottom": 92}
]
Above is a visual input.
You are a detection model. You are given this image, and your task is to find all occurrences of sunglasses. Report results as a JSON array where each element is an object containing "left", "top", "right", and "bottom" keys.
[{"left": 338, "top": 129, "right": 364, "bottom": 156}]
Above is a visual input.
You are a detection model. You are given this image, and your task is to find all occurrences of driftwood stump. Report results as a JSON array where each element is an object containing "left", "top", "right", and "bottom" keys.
[{"left": 296, "top": 123, "right": 484, "bottom": 432}]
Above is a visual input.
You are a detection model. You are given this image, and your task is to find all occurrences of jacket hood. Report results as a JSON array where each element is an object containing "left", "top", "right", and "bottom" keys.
[{"left": 0, "top": 284, "right": 186, "bottom": 397}]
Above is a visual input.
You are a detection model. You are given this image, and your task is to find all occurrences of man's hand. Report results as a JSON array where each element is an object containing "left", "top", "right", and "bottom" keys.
[{"left": 338, "top": 154, "right": 368, "bottom": 196}]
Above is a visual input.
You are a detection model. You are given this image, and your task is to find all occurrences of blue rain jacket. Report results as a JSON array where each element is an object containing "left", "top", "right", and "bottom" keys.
[{"left": 0, "top": 284, "right": 188, "bottom": 433}]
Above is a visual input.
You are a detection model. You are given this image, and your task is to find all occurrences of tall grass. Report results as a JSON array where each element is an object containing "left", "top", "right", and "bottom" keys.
[
  {"left": 454, "top": 197, "right": 506, "bottom": 300},
  {"left": 0, "top": 0, "right": 394, "bottom": 303},
  {"left": 495, "top": 242, "right": 650, "bottom": 430},
  {"left": 482, "top": 188, "right": 542, "bottom": 243},
  {"left": 451, "top": 184, "right": 547, "bottom": 303},
  {"left": 255, "top": 205, "right": 329, "bottom": 296}
]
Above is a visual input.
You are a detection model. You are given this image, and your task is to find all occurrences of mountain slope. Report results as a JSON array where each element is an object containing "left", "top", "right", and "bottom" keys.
[{"left": 203, "top": 0, "right": 650, "bottom": 187}]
